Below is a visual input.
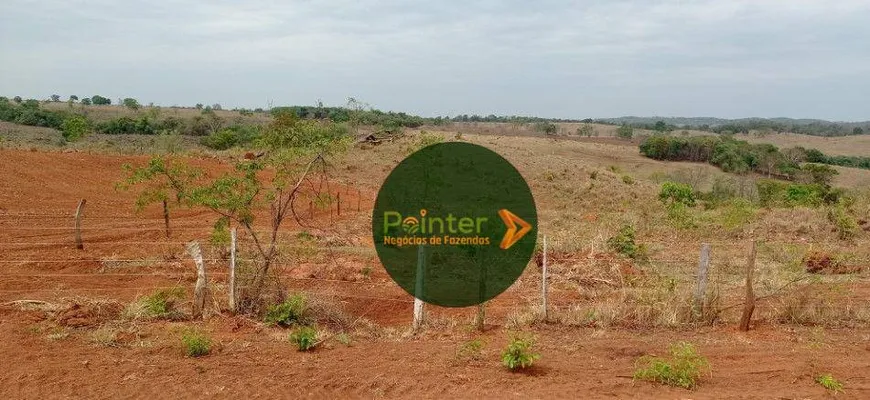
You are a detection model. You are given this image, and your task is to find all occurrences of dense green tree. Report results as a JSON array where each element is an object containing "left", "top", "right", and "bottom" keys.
[
  {"left": 91, "top": 95, "right": 111, "bottom": 105},
  {"left": 805, "top": 148, "right": 826, "bottom": 163},
  {"left": 61, "top": 115, "right": 89, "bottom": 141},
  {"left": 123, "top": 97, "right": 140, "bottom": 110},
  {"left": 799, "top": 163, "right": 839, "bottom": 186}
]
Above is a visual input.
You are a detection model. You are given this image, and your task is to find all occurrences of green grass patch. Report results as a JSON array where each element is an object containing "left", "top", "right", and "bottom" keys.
[
  {"left": 289, "top": 325, "right": 318, "bottom": 351},
  {"left": 634, "top": 342, "right": 709, "bottom": 389},
  {"left": 181, "top": 329, "right": 211, "bottom": 357},
  {"left": 264, "top": 294, "right": 308, "bottom": 327},
  {"left": 816, "top": 373, "right": 844, "bottom": 393}
]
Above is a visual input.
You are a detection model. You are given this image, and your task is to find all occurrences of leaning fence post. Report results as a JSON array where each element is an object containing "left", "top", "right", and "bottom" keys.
[
  {"left": 186, "top": 241, "right": 208, "bottom": 319},
  {"left": 74, "top": 199, "right": 86, "bottom": 250},
  {"left": 739, "top": 241, "right": 757, "bottom": 331},
  {"left": 228, "top": 228, "right": 237, "bottom": 313},
  {"left": 541, "top": 235, "right": 548, "bottom": 321},
  {"left": 694, "top": 243, "right": 711, "bottom": 318},
  {"left": 412, "top": 245, "right": 426, "bottom": 333}
]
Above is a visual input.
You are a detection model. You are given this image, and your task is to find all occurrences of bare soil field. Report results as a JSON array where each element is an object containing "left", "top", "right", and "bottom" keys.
[{"left": 1, "top": 131, "right": 870, "bottom": 398}]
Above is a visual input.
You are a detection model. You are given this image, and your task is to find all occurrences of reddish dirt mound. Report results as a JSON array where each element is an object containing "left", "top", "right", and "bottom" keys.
[
  {"left": 55, "top": 301, "right": 124, "bottom": 328},
  {"left": 803, "top": 251, "right": 863, "bottom": 274}
]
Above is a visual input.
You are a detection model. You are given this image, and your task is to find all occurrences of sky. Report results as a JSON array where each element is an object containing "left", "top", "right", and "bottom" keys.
[{"left": 1, "top": 0, "right": 869, "bottom": 121}]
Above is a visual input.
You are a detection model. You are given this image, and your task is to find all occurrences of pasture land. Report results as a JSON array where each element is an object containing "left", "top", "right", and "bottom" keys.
[{"left": 1, "top": 123, "right": 869, "bottom": 398}]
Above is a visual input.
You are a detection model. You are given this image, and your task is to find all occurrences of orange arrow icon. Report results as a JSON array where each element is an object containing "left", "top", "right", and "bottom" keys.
[{"left": 498, "top": 209, "right": 533, "bottom": 250}]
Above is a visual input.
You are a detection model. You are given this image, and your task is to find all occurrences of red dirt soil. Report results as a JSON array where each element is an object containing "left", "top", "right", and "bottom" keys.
[{"left": 1, "top": 149, "right": 869, "bottom": 399}]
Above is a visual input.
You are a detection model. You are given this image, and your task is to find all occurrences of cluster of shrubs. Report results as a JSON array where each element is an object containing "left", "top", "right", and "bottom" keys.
[
  {"left": 755, "top": 179, "right": 843, "bottom": 208},
  {"left": 640, "top": 135, "right": 866, "bottom": 175},
  {"left": 805, "top": 148, "right": 870, "bottom": 170},
  {"left": 200, "top": 125, "right": 260, "bottom": 150},
  {"left": 655, "top": 174, "right": 860, "bottom": 238},
  {"left": 0, "top": 98, "right": 66, "bottom": 129},
  {"left": 263, "top": 293, "right": 323, "bottom": 351}
]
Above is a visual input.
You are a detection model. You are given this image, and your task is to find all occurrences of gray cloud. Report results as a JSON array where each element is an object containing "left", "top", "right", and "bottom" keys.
[{"left": 1, "top": 0, "right": 868, "bottom": 120}]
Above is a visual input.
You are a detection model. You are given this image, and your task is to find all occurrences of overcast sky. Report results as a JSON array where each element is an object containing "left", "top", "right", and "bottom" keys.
[{"left": 1, "top": 0, "right": 868, "bottom": 120}]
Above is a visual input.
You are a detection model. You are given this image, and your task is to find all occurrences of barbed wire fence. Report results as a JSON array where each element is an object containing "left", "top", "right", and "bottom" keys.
[{"left": 1, "top": 208, "right": 868, "bottom": 330}]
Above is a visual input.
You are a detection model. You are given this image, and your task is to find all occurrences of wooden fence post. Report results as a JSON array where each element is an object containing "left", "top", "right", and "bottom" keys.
[
  {"left": 541, "top": 235, "right": 548, "bottom": 321},
  {"left": 162, "top": 200, "right": 170, "bottom": 238},
  {"left": 357, "top": 189, "right": 361, "bottom": 212},
  {"left": 412, "top": 245, "right": 426, "bottom": 333},
  {"left": 74, "top": 199, "right": 86, "bottom": 250},
  {"left": 694, "top": 243, "right": 711, "bottom": 318},
  {"left": 475, "top": 259, "right": 487, "bottom": 331},
  {"left": 228, "top": 228, "right": 237, "bottom": 313},
  {"left": 475, "top": 303, "right": 486, "bottom": 331},
  {"left": 186, "top": 241, "right": 208, "bottom": 319},
  {"left": 739, "top": 241, "right": 757, "bottom": 331},
  {"left": 337, "top": 192, "right": 341, "bottom": 216}
]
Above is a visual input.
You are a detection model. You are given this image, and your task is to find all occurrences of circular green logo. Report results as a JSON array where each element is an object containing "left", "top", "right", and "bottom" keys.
[{"left": 372, "top": 142, "right": 537, "bottom": 307}]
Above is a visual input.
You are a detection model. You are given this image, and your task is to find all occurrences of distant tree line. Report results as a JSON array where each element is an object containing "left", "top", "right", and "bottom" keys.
[
  {"left": 603, "top": 117, "right": 870, "bottom": 137},
  {"left": 0, "top": 95, "right": 234, "bottom": 139},
  {"left": 270, "top": 105, "right": 434, "bottom": 129}
]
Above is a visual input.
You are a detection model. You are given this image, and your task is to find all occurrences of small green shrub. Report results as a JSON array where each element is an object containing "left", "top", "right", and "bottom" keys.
[
  {"left": 335, "top": 332, "right": 352, "bottom": 346},
  {"left": 456, "top": 338, "right": 485, "bottom": 361},
  {"left": 622, "top": 175, "right": 634, "bottom": 185},
  {"left": 816, "top": 373, "right": 844, "bottom": 393},
  {"left": 827, "top": 204, "right": 859, "bottom": 240},
  {"left": 501, "top": 334, "right": 540, "bottom": 371},
  {"left": 289, "top": 325, "right": 318, "bottom": 351},
  {"left": 607, "top": 225, "right": 647, "bottom": 260},
  {"left": 634, "top": 342, "right": 709, "bottom": 389},
  {"left": 659, "top": 181, "right": 696, "bottom": 207},
  {"left": 181, "top": 329, "right": 211, "bottom": 357},
  {"left": 209, "top": 217, "right": 231, "bottom": 246},
  {"left": 134, "top": 287, "right": 185, "bottom": 319},
  {"left": 264, "top": 294, "right": 308, "bottom": 326}
]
